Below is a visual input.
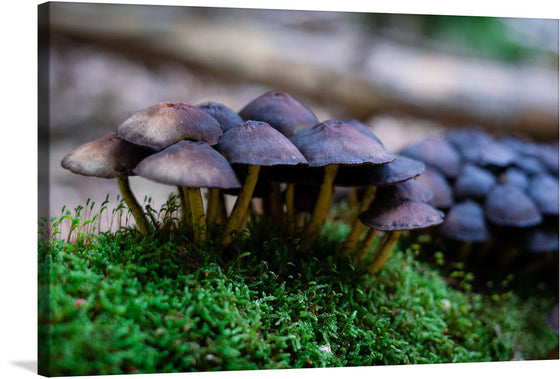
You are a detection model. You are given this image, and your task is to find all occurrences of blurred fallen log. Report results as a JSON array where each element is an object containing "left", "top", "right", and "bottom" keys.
[{"left": 46, "top": 3, "right": 558, "bottom": 139}]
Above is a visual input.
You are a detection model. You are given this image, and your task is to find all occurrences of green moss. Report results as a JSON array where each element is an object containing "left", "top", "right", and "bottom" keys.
[{"left": 38, "top": 200, "right": 558, "bottom": 376}]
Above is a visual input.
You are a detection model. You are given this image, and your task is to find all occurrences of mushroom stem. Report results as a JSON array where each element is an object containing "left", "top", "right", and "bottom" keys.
[
  {"left": 117, "top": 176, "right": 149, "bottom": 235},
  {"left": 178, "top": 186, "right": 193, "bottom": 239},
  {"left": 187, "top": 187, "right": 207, "bottom": 244},
  {"left": 206, "top": 188, "right": 221, "bottom": 225},
  {"left": 221, "top": 165, "right": 261, "bottom": 245},
  {"left": 302, "top": 164, "right": 339, "bottom": 248},
  {"left": 366, "top": 230, "right": 402, "bottom": 274},
  {"left": 458, "top": 241, "right": 473, "bottom": 262},
  {"left": 342, "top": 186, "right": 377, "bottom": 255},
  {"left": 356, "top": 228, "right": 379, "bottom": 260},
  {"left": 285, "top": 183, "right": 295, "bottom": 233}
]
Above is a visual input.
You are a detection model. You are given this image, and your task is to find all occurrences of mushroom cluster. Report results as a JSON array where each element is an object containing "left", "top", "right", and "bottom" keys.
[
  {"left": 399, "top": 128, "right": 559, "bottom": 270},
  {"left": 61, "top": 91, "right": 444, "bottom": 273}
]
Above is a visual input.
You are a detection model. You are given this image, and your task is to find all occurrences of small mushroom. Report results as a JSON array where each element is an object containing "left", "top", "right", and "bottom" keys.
[
  {"left": 399, "top": 136, "right": 461, "bottom": 178},
  {"left": 216, "top": 120, "right": 307, "bottom": 244},
  {"left": 484, "top": 184, "right": 542, "bottom": 228},
  {"left": 133, "top": 140, "right": 241, "bottom": 243},
  {"left": 499, "top": 167, "right": 530, "bottom": 191},
  {"left": 453, "top": 164, "right": 497, "bottom": 200},
  {"left": 338, "top": 155, "right": 426, "bottom": 255},
  {"left": 414, "top": 168, "right": 454, "bottom": 209},
  {"left": 290, "top": 119, "right": 395, "bottom": 248},
  {"left": 115, "top": 101, "right": 223, "bottom": 151},
  {"left": 61, "top": 132, "right": 154, "bottom": 234},
  {"left": 239, "top": 91, "right": 319, "bottom": 137},
  {"left": 527, "top": 173, "right": 559, "bottom": 216},
  {"left": 196, "top": 101, "right": 243, "bottom": 132},
  {"left": 358, "top": 186, "right": 444, "bottom": 273}
]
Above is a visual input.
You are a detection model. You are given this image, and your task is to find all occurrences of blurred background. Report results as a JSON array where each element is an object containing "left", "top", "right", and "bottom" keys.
[{"left": 40, "top": 1, "right": 559, "bottom": 226}]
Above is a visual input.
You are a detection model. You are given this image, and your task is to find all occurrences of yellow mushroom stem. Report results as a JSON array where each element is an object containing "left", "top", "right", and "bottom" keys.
[
  {"left": 221, "top": 165, "right": 261, "bottom": 245},
  {"left": 302, "top": 164, "right": 339, "bottom": 249},
  {"left": 366, "top": 230, "right": 402, "bottom": 274},
  {"left": 285, "top": 183, "right": 295, "bottom": 234},
  {"left": 178, "top": 186, "right": 193, "bottom": 239},
  {"left": 117, "top": 176, "right": 149, "bottom": 235},
  {"left": 356, "top": 228, "right": 379, "bottom": 261},
  {"left": 342, "top": 185, "right": 377, "bottom": 255},
  {"left": 205, "top": 188, "right": 221, "bottom": 225},
  {"left": 186, "top": 187, "right": 207, "bottom": 244}
]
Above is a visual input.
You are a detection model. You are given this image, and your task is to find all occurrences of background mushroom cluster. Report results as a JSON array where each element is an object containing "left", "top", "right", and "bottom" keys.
[
  {"left": 61, "top": 91, "right": 447, "bottom": 274},
  {"left": 398, "top": 128, "right": 559, "bottom": 273}
]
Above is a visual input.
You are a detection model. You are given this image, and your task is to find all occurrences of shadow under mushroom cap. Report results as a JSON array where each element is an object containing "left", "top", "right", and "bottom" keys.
[
  {"left": 133, "top": 140, "right": 241, "bottom": 189},
  {"left": 115, "top": 101, "right": 223, "bottom": 151}
]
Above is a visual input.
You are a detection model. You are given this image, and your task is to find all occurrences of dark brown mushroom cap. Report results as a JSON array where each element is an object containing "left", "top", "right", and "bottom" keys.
[
  {"left": 499, "top": 167, "right": 529, "bottom": 191},
  {"left": 133, "top": 140, "right": 241, "bottom": 189},
  {"left": 61, "top": 132, "right": 154, "bottom": 178},
  {"left": 527, "top": 173, "right": 559, "bottom": 216},
  {"left": 439, "top": 200, "right": 489, "bottom": 243},
  {"left": 513, "top": 155, "right": 547, "bottom": 176},
  {"left": 290, "top": 120, "right": 395, "bottom": 167},
  {"left": 414, "top": 168, "right": 454, "bottom": 209},
  {"left": 196, "top": 101, "right": 243, "bottom": 132},
  {"left": 484, "top": 184, "right": 542, "bottom": 227},
  {"left": 454, "top": 164, "right": 496, "bottom": 199},
  {"left": 239, "top": 91, "right": 319, "bottom": 137},
  {"left": 359, "top": 196, "right": 444, "bottom": 231},
  {"left": 399, "top": 136, "right": 461, "bottom": 178},
  {"left": 343, "top": 119, "right": 384, "bottom": 145},
  {"left": 115, "top": 102, "right": 223, "bottom": 151},
  {"left": 335, "top": 155, "right": 424, "bottom": 187},
  {"left": 216, "top": 120, "right": 307, "bottom": 166},
  {"left": 525, "top": 227, "right": 559, "bottom": 254}
]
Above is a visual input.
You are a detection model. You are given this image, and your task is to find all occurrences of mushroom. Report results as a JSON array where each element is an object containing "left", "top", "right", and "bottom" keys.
[
  {"left": 414, "top": 168, "right": 454, "bottom": 210},
  {"left": 399, "top": 136, "right": 461, "bottom": 179},
  {"left": 336, "top": 155, "right": 426, "bottom": 255},
  {"left": 527, "top": 173, "right": 559, "bottom": 216},
  {"left": 115, "top": 101, "right": 224, "bottom": 228},
  {"left": 115, "top": 101, "right": 223, "bottom": 150},
  {"left": 216, "top": 120, "right": 307, "bottom": 245},
  {"left": 499, "top": 167, "right": 530, "bottom": 191},
  {"left": 133, "top": 140, "right": 241, "bottom": 243},
  {"left": 484, "top": 184, "right": 542, "bottom": 228},
  {"left": 238, "top": 91, "right": 319, "bottom": 137},
  {"left": 439, "top": 200, "right": 489, "bottom": 261},
  {"left": 290, "top": 120, "right": 395, "bottom": 248},
  {"left": 196, "top": 101, "right": 244, "bottom": 224},
  {"left": 61, "top": 132, "right": 154, "bottom": 234},
  {"left": 453, "top": 164, "right": 496, "bottom": 200},
  {"left": 358, "top": 185, "right": 444, "bottom": 274},
  {"left": 239, "top": 91, "right": 319, "bottom": 220}
]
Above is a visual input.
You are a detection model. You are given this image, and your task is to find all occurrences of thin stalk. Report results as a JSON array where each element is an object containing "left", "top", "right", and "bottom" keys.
[
  {"left": 117, "top": 176, "right": 149, "bottom": 234},
  {"left": 221, "top": 165, "right": 261, "bottom": 245},
  {"left": 206, "top": 188, "right": 221, "bottom": 225},
  {"left": 285, "top": 183, "right": 295, "bottom": 234},
  {"left": 367, "top": 230, "right": 402, "bottom": 274},
  {"left": 342, "top": 185, "right": 377, "bottom": 255},
  {"left": 178, "top": 186, "right": 193, "bottom": 239},
  {"left": 187, "top": 187, "right": 207, "bottom": 244},
  {"left": 356, "top": 228, "right": 380, "bottom": 261},
  {"left": 302, "top": 164, "right": 338, "bottom": 249}
]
